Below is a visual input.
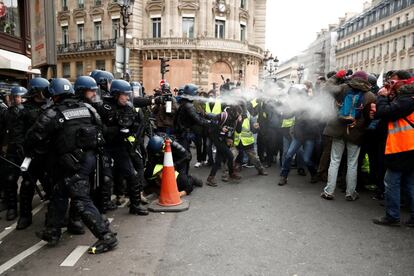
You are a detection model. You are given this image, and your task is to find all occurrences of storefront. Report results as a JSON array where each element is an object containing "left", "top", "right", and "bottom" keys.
[{"left": 0, "top": 0, "right": 39, "bottom": 91}]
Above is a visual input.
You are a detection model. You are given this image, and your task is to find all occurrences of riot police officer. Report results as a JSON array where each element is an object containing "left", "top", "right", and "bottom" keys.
[
  {"left": 175, "top": 84, "right": 213, "bottom": 173},
  {"left": 90, "top": 70, "right": 114, "bottom": 98},
  {"left": 74, "top": 75, "right": 117, "bottom": 214},
  {"left": 26, "top": 78, "right": 117, "bottom": 253},
  {"left": 4, "top": 86, "right": 27, "bottom": 220},
  {"left": 0, "top": 91, "right": 8, "bottom": 211},
  {"left": 17, "top": 77, "right": 51, "bottom": 229},
  {"left": 99, "top": 79, "right": 148, "bottom": 216}
]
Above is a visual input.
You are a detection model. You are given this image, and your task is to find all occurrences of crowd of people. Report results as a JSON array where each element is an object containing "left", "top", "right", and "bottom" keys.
[{"left": 0, "top": 67, "right": 413, "bottom": 255}]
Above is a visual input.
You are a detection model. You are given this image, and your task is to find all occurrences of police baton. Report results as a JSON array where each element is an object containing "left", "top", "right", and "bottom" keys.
[{"left": 0, "top": 155, "right": 45, "bottom": 200}]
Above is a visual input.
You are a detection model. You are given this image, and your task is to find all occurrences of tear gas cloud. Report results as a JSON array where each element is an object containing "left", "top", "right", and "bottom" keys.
[{"left": 183, "top": 80, "right": 337, "bottom": 122}]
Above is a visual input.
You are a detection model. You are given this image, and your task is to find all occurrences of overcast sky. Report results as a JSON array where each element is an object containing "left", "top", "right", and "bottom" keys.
[{"left": 266, "top": 0, "right": 367, "bottom": 62}]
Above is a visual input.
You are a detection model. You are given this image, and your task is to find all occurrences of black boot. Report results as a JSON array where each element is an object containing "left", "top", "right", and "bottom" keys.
[
  {"left": 6, "top": 209, "right": 17, "bottom": 221},
  {"left": 17, "top": 178, "right": 35, "bottom": 230},
  {"left": 36, "top": 228, "right": 61, "bottom": 246},
  {"left": 16, "top": 216, "right": 32, "bottom": 230},
  {"left": 5, "top": 174, "right": 18, "bottom": 221},
  {"left": 127, "top": 176, "right": 149, "bottom": 216},
  {"left": 88, "top": 232, "right": 118, "bottom": 254}
]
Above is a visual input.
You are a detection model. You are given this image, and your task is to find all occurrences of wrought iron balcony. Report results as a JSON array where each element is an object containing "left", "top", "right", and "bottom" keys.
[
  {"left": 135, "top": 37, "right": 264, "bottom": 58},
  {"left": 57, "top": 39, "right": 116, "bottom": 54},
  {"left": 336, "top": 18, "right": 414, "bottom": 54}
]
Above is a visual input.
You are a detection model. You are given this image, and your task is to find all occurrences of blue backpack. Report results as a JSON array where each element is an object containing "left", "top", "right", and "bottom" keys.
[{"left": 337, "top": 89, "right": 364, "bottom": 125}]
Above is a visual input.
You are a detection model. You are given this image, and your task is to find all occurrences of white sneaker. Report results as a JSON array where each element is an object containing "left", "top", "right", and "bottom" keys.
[
  {"left": 202, "top": 161, "right": 209, "bottom": 166},
  {"left": 194, "top": 162, "right": 202, "bottom": 168}
]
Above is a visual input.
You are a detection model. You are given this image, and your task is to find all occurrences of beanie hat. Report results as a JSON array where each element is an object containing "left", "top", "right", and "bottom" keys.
[
  {"left": 351, "top": 71, "right": 368, "bottom": 81},
  {"left": 335, "top": 69, "right": 346, "bottom": 79}
]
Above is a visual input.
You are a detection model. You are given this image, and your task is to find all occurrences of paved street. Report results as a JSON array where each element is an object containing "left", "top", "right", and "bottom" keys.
[{"left": 0, "top": 164, "right": 413, "bottom": 276}]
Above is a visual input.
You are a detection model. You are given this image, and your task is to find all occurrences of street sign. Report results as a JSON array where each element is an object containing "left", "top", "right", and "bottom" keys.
[{"left": 115, "top": 45, "right": 129, "bottom": 73}]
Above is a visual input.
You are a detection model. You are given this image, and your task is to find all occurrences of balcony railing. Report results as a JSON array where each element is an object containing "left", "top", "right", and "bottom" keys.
[
  {"left": 57, "top": 37, "right": 264, "bottom": 58},
  {"left": 336, "top": 18, "right": 414, "bottom": 54},
  {"left": 57, "top": 39, "right": 116, "bottom": 54},
  {"left": 135, "top": 37, "right": 264, "bottom": 57}
]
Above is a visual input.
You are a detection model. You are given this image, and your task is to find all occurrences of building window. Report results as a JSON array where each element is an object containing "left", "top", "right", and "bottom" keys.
[
  {"left": 386, "top": 41, "right": 390, "bottom": 54},
  {"left": 240, "top": 24, "right": 246, "bottom": 42},
  {"left": 62, "top": 26, "right": 69, "bottom": 46},
  {"left": 77, "top": 24, "right": 84, "bottom": 44},
  {"left": 95, "top": 0, "right": 102, "bottom": 6},
  {"left": 240, "top": 0, "right": 246, "bottom": 9},
  {"left": 96, "top": 60, "right": 105, "bottom": 70},
  {"left": 412, "top": 33, "right": 414, "bottom": 47},
  {"left": 402, "top": 35, "right": 406, "bottom": 49},
  {"left": 63, "top": 62, "right": 71, "bottom": 78},
  {"left": 379, "top": 43, "right": 382, "bottom": 56},
  {"left": 152, "top": 18, "right": 161, "bottom": 38},
  {"left": 62, "top": 0, "right": 68, "bottom": 10},
  {"left": 396, "top": 17, "right": 400, "bottom": 25},
  {"left": 94, "top": 21, "right": 102, "bottom": 41},
  {"left": 0, "top": 0, "right": 21, "bottom": 37},
  {"left": 182, "top": 17, "right": 194, "bottom": 38},
  {"left": 76, "top": 61, "right": 83, "bottom": 77},
  {"left": 112, "top": 18, "right": 120, "bottom": 39},
  {"left": 78, "top": 0, "right": 84, "bottom": 8},
  {"left": 215, "top": 20, "right": 225, "bottom": 39},
  {"left": 394, "top": 38, "right": 398, "bottom": 52}
]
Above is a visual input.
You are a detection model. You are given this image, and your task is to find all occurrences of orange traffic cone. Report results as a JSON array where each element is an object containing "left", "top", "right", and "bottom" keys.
[
  {"left": 158, "top": 139, "right": 182, "bottom": 206},
  {"left": 148, "top": 138, "right": 189, "bottom": 212}
]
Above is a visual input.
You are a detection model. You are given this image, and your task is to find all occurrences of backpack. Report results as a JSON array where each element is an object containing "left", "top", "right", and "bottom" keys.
[{"left": 337, "top": 89, "right": 364, "bottom": 125}]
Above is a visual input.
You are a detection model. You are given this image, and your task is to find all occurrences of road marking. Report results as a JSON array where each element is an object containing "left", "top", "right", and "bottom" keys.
[
  {"left": 0, "top": 240, "right": 48, "bottom": 274},
  {"left": 0, "top": 202, "right": 46, "bottom": 242},
  {"left": 60, "top": 246, "right": 89, "bottom": 267}
]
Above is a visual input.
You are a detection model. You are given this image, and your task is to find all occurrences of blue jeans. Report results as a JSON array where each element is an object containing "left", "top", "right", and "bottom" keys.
[
  {"left": 324, "top": 138, "right": 360, "bottom": 197},
  {"left": 384, "top": 169, "right": 414, "bottom": 221},
  {"left": 280, "top": 138, "right": 316, "bottom": 178}
]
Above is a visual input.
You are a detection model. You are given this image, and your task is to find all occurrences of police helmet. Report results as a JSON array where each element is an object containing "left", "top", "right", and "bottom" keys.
[
  {"left": 10, "top": 86, "right": 28, "bottom": 96},
  {"left": 48, "top": 78, "right": 74, "bottom": 96},
  {"left": 74, "top": 76, "right": 99, "bottom": 96},
  {"left": 91, "top": 70, "right": 114, "bottom": 87},
  {"left": 27, "top": 77, "right": 50, "bottom": 97},
  {"left": 183, "top": 83, "right": 198, "bottom": 96},
  {"left": 110, "top": 79, "right": 132, "bottom": 96},
  {"left": 367, "top": 74, "right": 378, "bottom": 86},
  {"left": 147, "top": 135, "right": 164, "bottom": 153},
  {"left": 130, "top": 81, "right": 143, "bottom": 98}
]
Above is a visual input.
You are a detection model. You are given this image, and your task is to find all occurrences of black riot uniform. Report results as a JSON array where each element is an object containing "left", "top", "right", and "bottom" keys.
[
  {"left": 26, "top": 78, "right": 117, "bottom": 254},
  {"left": 99, "top": 80, "right": 149, "bottom": 216},
  {"left": 0, "top": 96, "right": 8, "bottom": 210},
  {"left": 17, "top": 78, "right": 51, "bottom": 230},
  {"left": 174, "top": 84, "right": 212, "bottom": 173},
  {"left": 4, "top": 86, "right": 28, "bottom": 220}
]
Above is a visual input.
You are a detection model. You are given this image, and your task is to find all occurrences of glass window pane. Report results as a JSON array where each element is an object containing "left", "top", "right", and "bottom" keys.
[
  {"left": 0, "top": 0, "right": 21, "bottom": 37},
  {"left": 96, "top": 60, "right": 105, "bottom": 70},
  {"left": 63, "top": 62, "right": 71, "bottom": 78},
  {"left": 76, "top": 61, "right": 83, "bottom": 76}
]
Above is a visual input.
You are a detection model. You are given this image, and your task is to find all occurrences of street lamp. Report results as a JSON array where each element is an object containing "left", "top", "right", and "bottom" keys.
[
  {"left": 118, "top": 0, "right": 135, "bottom": 81},
  {"left": 263, "top": 51, "right": 279, "bottom": 81},
  {"left": 297, "top": 64, "right": 305, "bottom": 84}
]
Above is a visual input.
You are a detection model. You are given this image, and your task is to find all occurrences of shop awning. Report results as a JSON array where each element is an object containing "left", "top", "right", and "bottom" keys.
[{"left": 0, "top": 49, "right": 41, "bottom": 75}]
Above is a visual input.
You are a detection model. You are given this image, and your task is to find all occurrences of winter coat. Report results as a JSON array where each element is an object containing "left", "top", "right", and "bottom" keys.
[
  {"left": 375, "top": 83, "right": 414, "bottom": 171},
  {"left": 323, "top": 78, "right": 376, "bottom": 145}
]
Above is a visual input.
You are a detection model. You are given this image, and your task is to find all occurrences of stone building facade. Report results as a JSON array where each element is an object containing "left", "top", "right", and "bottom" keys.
[
  {"left": 55, "top": 0, "right": 266, "bottom": 92},
  {"left": 336, "top": 0, "right": 414, "bottom": 74}
]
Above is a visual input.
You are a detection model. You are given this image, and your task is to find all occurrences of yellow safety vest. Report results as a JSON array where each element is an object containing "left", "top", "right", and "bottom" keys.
[
  {"left": 205, "top": 99, "right": 222, "bottom": 114},
  {"left": 151, "top": 164, "right": 179, "bottom": 179},
  {"left": 281, "top": 117, "right": 295, "bottom": 128},
  {"left": 234, "top": 116, "right": 255, "bottom": 146},
  {"left": 251, "top": 98, "right": 258, "bottom": 108}
]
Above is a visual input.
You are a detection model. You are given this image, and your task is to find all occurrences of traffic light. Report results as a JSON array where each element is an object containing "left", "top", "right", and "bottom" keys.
[{"left": 160, "top": 58, "right": 170, "bottom": 78}]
